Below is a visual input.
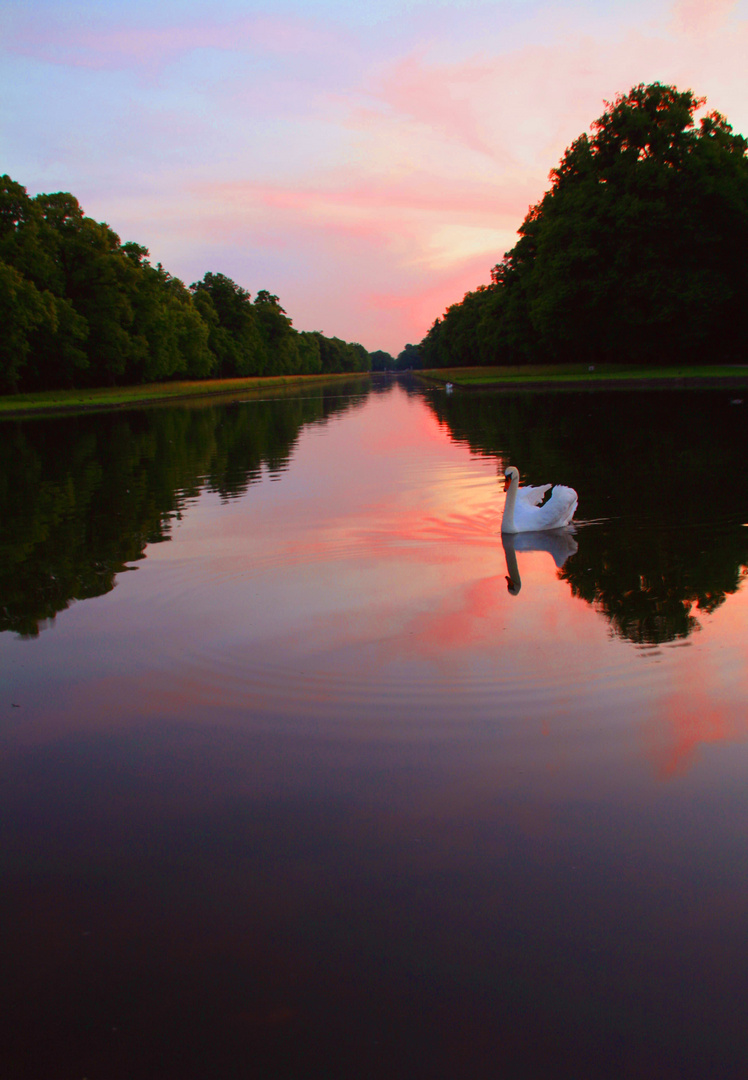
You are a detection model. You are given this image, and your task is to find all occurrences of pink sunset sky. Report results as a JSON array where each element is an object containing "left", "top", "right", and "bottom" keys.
[{"left": 2, "top": 0, "right": 747, "bottom": 354}]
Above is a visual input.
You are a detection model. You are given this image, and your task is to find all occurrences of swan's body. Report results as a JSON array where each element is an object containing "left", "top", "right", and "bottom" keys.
[{"left": 501, "top": 466, "right": 577, "bottom": 534}]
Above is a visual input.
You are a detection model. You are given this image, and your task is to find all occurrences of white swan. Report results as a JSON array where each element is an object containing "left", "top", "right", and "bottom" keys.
[{"left": 501, "top": 465, "right": 577, "bottom": 534}]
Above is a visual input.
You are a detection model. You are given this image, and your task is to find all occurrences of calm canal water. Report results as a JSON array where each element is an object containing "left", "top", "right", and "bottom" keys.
[{"left": 2, "top": 376, "right": 748, "bottom": 1079}]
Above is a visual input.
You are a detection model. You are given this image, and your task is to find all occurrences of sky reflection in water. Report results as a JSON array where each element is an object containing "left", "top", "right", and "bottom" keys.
[{"left": 2, "top": 380, "right": 748, "bottom": 1078}]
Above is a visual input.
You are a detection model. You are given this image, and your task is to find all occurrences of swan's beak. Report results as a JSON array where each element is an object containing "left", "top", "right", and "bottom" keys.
[{"left": 503, "top": 475, "right": 511, "bottom": 491}]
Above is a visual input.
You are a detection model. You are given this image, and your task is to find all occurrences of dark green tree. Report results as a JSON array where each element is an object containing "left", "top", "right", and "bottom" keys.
[
  {"left": 296, "top": 331, "right": 323, "bottom": 374},
  {"left": 369, "top": 350, "right": 395, "bottom": 371},
  {"left": 309, "top": 333, "right": 370, "bottom": 374},
  {"left": 0, "top": 260, "right": 56, "bottom": 390},
  {"left": 29, "top": 193, "right": 142, "bottom": 384},
  {"left": 190, "top": 272, "right": 266, "bottom": 376},
  {"left": 253, "top": 290, "right": 300, "bottom": 375},
  {"left": 421, "top": 84, "right": 748, "bottom": 367},
  {"left": 396, "top": 343, "right": 422, "bottom": 370},
  {"left": 1, "top": 173, "right": 372, "bottom": 393},
  {"left": 126, "top": 248, "right": 214, "bottom": 382}
]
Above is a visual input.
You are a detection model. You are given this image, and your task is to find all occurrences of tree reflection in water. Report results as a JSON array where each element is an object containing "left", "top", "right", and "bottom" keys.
[
  {"left": 424, "top": 386, "right": 748, "bottom": 645},
  {"left": 502, "top": 528, "right": 578, "bottom": 596},
  {"left": 3, "top": 380, "right": 747, "bottom": 647},
  {"left": 0, "top": 379, "right": 372, "bottom": 637}
]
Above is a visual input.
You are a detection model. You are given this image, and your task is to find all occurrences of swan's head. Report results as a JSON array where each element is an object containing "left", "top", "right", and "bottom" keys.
[
  {"left": 505, "top": 575, "right": 521, "bottom": 596},
  {"left": 503, "top": 465, "right": 519, "bottom": 492}
]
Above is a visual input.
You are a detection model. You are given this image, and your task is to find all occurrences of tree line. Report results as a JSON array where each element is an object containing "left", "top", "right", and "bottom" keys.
[
  {"left": 369, "top": 343, "right": 423, "bottom": 370},
  {"left": 0, "top": 176, "right": 370, "bottom": 392},
  {"left": 420, "top": 83, "right": 748, "bottom": 368}
]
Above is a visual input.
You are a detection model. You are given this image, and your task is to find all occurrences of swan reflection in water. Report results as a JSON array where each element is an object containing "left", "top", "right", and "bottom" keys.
[{"left": 502, "top": 529, "right": 578, "bottom": 596}]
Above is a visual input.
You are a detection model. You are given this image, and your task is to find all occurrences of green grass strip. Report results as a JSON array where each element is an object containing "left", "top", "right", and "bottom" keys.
[
  {"left": 0, "top": 372, "right": 367, "bottom": 418},
  {"left": 419, "top": 364, "right": 748, "bottom": 387}
]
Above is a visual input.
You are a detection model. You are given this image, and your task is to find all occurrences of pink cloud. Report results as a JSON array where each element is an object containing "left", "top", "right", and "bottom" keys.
[
  {"left": 649, "top": 691, "right": 746, "bottom": 779},
  {"left": 400, "top": 574, "right": 509, "bottom": 655},
  {"left": 372, "top": 52, "right": 513, "bottom": 162},
  {"left": 31, "top": 0, "right": 747, "bottom": 358},
  {"left": 202, "top": 173, "right": 534, "bottom": 222},
  {"left": 6, "top": 13, "right": 335, "bottom": 70},
  {"left": 366, "top": 24, "right": 747, "bottom": 181},
  {"left": 364, "top": 257, "right": 495, "bottom": 337},
  {"left": 671, "top": 0, "right": 739, "bottom": 34},
  {"left": 175, "top": 174, "right": 519, "bottom": 348},
  {"left": 644, "top": 641, "right": 748, "bottom": 778}
]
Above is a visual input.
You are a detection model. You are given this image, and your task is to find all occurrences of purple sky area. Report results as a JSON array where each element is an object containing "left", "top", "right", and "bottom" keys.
[{"left": 2, "top": 0, "right": 747, "bottom": 354}]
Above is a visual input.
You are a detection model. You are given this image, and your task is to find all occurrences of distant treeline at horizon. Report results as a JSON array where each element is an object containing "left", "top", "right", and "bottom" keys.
[
  {"left": 1, "top": 175, "right": 373, "bottom": 393},
  {"left": 418, "top": 83, "right": 748, "bottom": 369}
]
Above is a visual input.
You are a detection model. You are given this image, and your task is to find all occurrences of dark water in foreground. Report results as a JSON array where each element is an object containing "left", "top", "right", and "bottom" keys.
[{"left": 2, "top": 377, "right": 748, "bottom": 1079}]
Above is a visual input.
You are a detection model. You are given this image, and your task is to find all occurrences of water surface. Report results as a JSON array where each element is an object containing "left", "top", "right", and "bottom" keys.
[{"left": 2, "top": 378, "right": 748, "bottom": 1078}]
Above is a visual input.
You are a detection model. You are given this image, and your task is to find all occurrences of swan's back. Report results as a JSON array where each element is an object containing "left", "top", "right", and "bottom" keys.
[{"left": 514, "top": 484, "right": 577, "bottom": 531}]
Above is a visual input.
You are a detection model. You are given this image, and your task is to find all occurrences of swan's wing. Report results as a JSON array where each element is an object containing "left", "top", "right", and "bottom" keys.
[
  {"left": 517, "top": 483, "right": 551, "bottom": 508},
  {"left": 531, "top": 485, "right": 578, "bottom": 530}
]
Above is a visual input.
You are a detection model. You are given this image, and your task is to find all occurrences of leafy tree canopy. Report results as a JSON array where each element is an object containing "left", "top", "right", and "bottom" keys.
[
  {"left": 370, "top": 350, "right": 396, "bottom": 371},
  {"left": 396, "top": 343, "right": 423, "bottom": 370},
  {"left": 421, "top": 83, "right": 748, "bottom": 368},
  {"left": 0, "top": 175, "right": 370, "bottom": 392}
]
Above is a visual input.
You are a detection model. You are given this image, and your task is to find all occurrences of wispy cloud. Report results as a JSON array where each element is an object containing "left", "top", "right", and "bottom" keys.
[
  {"left": 671, "top": 0, "right": 739, "bottom": 34},
  {"left": 4, "top": 12, "right": 338, "bottom": 70},
  {"left": 2, "top": 0, "right": 748, "bottom": 352}
]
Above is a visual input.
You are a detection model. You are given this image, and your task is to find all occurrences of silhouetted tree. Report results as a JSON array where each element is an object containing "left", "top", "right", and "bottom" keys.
[
  {"left": 370, "top": 350, "right": 396, "bottom": 371},
  {"left": 396, "top": 343, "right": 422, "bottom": 370},
  {"left": 421, "top": 84, "right": 748, "bottom": 367}
]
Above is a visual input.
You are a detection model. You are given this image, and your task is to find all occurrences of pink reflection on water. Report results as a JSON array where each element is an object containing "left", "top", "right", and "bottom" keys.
[
  {"left": 4, "top": 386, "right": 748, "bottom": 786},
  {"left": 399, "top": 573, "right": 508, "bottom": 653},
  {"left": 644, "top": 593, "right": 748, "bottom": 778},
  {"left": 654, "top": 694, "right": 737, "bottom": 779}
]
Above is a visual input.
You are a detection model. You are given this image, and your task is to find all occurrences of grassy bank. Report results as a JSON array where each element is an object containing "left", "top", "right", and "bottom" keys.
[
  {"left": 419, "top": 363, "right": 748, "bottom": 389},
  {"left": 0, "top": 372, "right": 369, "bottom": 418}
]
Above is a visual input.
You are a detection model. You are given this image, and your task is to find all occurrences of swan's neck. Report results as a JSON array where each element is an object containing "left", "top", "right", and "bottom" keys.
[
  {"left": 502, "top": 536, "right": 521, "bottom": 594},
  {"left": 502, "top": 476, "right": 519, "bottom": 534}
]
